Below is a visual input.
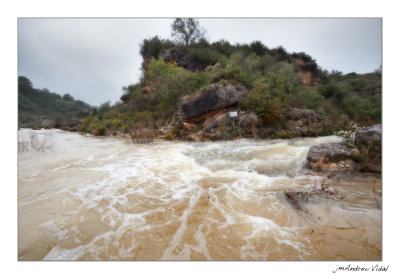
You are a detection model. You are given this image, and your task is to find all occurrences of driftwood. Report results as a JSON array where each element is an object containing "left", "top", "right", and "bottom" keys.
[
  {"left": 284, "top": 191, "right": 310, "bottom": 214},
  {"left": 284, "top": 179, "right": 340, "bottom": 215},
  {"left": 340, "top": 206, "right": 367, "bottom": 212}
]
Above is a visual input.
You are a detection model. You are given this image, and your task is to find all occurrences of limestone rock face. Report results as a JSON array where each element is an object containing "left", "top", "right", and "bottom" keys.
[
  {"left": 159, "top": 48, "right": 190, "bottom": 68},
  {"left": 355, "top": 124, "right": 382, "bottom": 149},
  {"left": 307, "top": 143, "right": 356, "bottom": 163},
  {"left": 355, "top": 124, "right": 382, "bottom": 173},
  {"left": 202, "top": 110, "right": 258, "bottom": 140},
  {"left": 282, "top": 108, "right": 327, "bottom": 137},
  {"left": 293, "top": 58, "right": 321, "bottom": 86},
  {"left": 180, "top": 83, "right": 248, "bottom": 122}
]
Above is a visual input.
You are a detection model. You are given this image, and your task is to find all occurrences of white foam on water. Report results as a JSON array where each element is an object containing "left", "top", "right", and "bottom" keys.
[
  {"left": 207, "top": 185, "right": 238, "bottom": 229},
  {"left": 193, "top": 224, "right": 212, "bottom": 260},
  {"left": 167, "top": 223, "right": 212, "bottom": 260},
  {"left": 161, "top": 189, "right": 202, "bottom": 260},
  {"left": 43, "top": 245, "right": 85, "bottom": 261},
  {"left": 241, "top": 215, "right": 311, "bottom": 260},
  {"left": 39, "top": 220, "right": 70, "bottom": 240},
  {"left": 43, "top": 230, "right": 117, "bottom": 260}
]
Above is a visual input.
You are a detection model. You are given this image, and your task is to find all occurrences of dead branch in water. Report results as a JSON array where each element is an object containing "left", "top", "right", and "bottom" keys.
[
  {"left": 372, "top": 180, "right": 381, "bottom": 209},
  {"left": 340, "top": 206, "right": 367, "bottom": 212},
  {"left": 284, "top": 191, "right": 309, "bottom": 214},
  {"left": 311, "top": 178, "right": 340, "bottom": 199},
  {"left": 284, "top": 178, "right": 343, "bottom": 216}
]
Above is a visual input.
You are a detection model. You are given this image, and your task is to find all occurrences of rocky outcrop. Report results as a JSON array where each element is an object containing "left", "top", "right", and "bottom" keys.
[
  {"left": 306, "top": 124, "right": 382, "bottom": 173},
  {"left": 294, "top": 58, "right": 321, "bottom": 87},
  {"left": 355, "top": 124, "right": 382, "bottom": 149},
  {"left": 307, "top": 143, "right": 357, "bottom": 163},
  {"left": 159, "top": 48, "right": 190, "bottom": 69},
  {"left": 355, "top": 124, "right": 382, "bottom": 173},
  {"left": 155, "top": 47, "right": 213, "bottom": 72},
  {"left": 173, "top": 92, "right": 328, "bottom": 141},
  {"left": 202, "top": 110, "right": 258, "bottom": 140},
  {"left": 280, "top": 108, "right": 327, "bottom": 137},
  {"left": 306, "top": 143, "right": 359, "bottom": 172},
  {"left": 180, "top": 83, "right": 248, "bottom": 122},
  {"left": 157, "top": 112, "right": 187, "bottom": 140}
]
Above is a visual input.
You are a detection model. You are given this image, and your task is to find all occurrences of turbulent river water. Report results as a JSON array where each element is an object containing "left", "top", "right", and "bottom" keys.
[{"left": 18, "top": 129, "right": 382, "bottom": 260}]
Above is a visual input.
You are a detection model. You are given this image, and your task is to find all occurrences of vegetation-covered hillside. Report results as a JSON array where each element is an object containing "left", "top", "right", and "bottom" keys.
[
  {"left": 18, "top": 76, "right": 92, "bottom": 128},
  {"left": 78, "top": 19, "right": 381, "bottom": 138}
]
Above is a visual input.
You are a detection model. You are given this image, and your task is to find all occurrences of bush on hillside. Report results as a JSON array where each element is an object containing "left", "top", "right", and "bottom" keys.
[
  {"left": 240, "top": 79, "right": 283, "bottom": 125},
  {"left": 139, "top": 36, "right": 174, "bottom": 58}
]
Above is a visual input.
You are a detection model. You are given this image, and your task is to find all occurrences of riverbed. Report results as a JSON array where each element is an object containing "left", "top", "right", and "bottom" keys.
[{"left": 18, "top": 129, "right": 382, "bottom": 260}]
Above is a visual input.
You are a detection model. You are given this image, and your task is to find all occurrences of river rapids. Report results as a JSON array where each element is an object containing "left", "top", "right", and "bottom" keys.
[{"left": 18, "top": 129, "right": 382, "bottom": 260}]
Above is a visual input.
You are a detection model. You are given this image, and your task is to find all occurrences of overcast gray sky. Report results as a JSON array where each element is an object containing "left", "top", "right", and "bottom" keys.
[{"left": 18, "top": 18, "right": 381, "bottom": 106}]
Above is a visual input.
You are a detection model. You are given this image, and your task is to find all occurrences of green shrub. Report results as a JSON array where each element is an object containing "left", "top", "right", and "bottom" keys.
[
  {"left": 343, "top": 94, "right": 381, "bottom": 123},
  {"left": 87, "top": 122, "right": 97, "bottom": 134},
  {"left": 94, "top": 123, "right": 106, "bottom": 136},
  {"left": 288, "top": 87, "right": 325, "bottom": 111},
  {"left": 122, "top": 125, "right": 130, "bottom": 133},
  {"left": 230, "top": 52, "right": 244, "bottom": 65},
  {"left": 232, "top": 127, "right": 241, "bottom": 137},
  {"left": 139, "top": 36, "right": 174, "bottom": 58},
  {"left": 275, "top": 130, "right": 295, "bottom": 139},
  {"left": 111, "top": 118, "right": 121, "bottom": 128},
  {"left": 250, "top": 41, "right": 269, "bottom": 56},
  {"left": 269, "top": 46, "right": 289, "bottom": 61},
  {"left": 172, "top": 125, "right": 183, "bottom": 136},
  {"left": 240, "top": 79, "right": 283, "bottom": 125},
  {"left": 80, "top": 115, "right": 94, "bottom": 132},
  {"left": 104, "top": 119, "right": 113, "bottom": 129},
  {"left": 206, "top": 59, "right": 254, "bottom": 87},
  {"left": 319, "top": 82, "right": 349, "bottom": 103},
  {"left": 211, "top": 40, "right": 234, "bottom": 56},
  {"left": 144, "top": 58, "right": 210, "bottom": 118},
  {"left": 351, "top": 150, "right": 362, "bottom": 163},
  {"left": 145, "top": 58, "right": 184, "bottom": 83},
  {"left": 165, "top": 133, "right": 173, "bottom": 140},
  {"left": 186, "top": 47, "right": 221, "bottom": 67}
]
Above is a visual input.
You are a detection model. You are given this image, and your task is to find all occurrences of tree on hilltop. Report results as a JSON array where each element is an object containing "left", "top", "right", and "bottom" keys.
[{"left": 171, "top": 18, "right": 206, "bottom": 46}]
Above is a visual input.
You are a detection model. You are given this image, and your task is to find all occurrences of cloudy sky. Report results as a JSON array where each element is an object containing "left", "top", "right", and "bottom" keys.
[{"left": 18, "top": 18, "right": 381, "bottom": 106}]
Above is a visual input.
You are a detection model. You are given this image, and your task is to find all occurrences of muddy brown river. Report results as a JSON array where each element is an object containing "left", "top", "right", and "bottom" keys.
[{"left": 18, "top": 129, "right": 382, "bottom": 260}]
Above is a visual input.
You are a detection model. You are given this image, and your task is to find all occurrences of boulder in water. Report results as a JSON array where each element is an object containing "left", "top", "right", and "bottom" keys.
[{"left": 306, "top": 142, "right": 359, "bottom": 172}]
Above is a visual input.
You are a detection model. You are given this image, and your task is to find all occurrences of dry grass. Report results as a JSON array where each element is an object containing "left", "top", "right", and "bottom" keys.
[
  {"left": 130, "top": 129, "right": 154, "bottom": 144},
  {"left": 18, "top": 130, "right": 54, "bottom": 152}
]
